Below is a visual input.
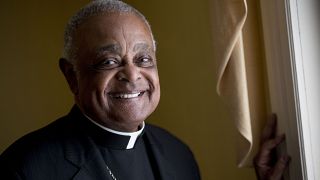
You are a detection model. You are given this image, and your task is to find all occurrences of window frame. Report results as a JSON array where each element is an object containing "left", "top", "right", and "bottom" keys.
[{"left": 259, "top": 0, "right": 319, "bottom": 179}]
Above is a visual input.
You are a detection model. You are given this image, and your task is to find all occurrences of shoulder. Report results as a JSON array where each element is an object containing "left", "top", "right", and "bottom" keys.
[
  {"left": 1, "top": 107, "right": 83, "bottom": 159},
  {"left": 145, "top": 124, "right": 201, "bottom": 179},
  {"left": 0, "top": 116, "right": 72, "bottom": 175},
  {"left": 2, "top": 115, "right": 70, "bottom": 155},
  {"left": 145, "top": 123, "right": 189, "bottom": 148},
  {"left": 145, "top": 123, "right": 194, "bottom": 154},
  {"left": 145, "top": 124, "right": 195, "bottom": 155},
  {"left": 0, "top": 116, "right": 80, "bottom": 179}
]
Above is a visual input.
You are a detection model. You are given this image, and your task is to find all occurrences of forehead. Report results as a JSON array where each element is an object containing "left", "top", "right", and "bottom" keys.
[{"left": 75, "top": 13, "right": 153, "bottom": 47}]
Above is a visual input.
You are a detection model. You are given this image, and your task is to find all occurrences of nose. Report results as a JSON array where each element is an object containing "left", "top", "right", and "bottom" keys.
[{"left": 116, "top": 64, "right": 141, "bottom": 82}]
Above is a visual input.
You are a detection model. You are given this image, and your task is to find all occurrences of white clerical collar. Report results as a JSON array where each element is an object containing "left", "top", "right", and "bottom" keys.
[{"left": 84, "top": 114, "right": 145, "bottom": 149}]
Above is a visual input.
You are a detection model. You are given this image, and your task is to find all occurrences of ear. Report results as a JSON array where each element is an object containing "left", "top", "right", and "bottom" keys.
[{"left": 59, "top": 58, "right": 79, "bottom": 95}]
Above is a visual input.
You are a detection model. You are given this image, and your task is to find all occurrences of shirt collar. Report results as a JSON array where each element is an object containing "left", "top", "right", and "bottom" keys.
[{"left": 84, "top": 114, "right": 145, "bottom": 150}]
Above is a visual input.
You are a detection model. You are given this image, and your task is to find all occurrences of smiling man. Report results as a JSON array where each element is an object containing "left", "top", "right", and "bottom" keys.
[
  {"left": 0, "top": 0, "right": 288, "bottom": 180},
  {"left": 0, "top": 1, "right": 199, "bottom": 179},
  {"left": 61, "top": 11, "right": 160, "bottom": 133}
]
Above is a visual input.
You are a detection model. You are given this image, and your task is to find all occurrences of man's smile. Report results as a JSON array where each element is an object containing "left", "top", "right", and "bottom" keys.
[{"left": 108, "top": 91, "right": 146, "bottom": 99}]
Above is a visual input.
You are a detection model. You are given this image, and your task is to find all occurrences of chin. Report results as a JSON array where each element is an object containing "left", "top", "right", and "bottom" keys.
[
  {"left": 110, "top": 110, "right": 151, "bottom": 128},
  {"left": 119, "top": 111, "right": 149, "bottom": 124}
]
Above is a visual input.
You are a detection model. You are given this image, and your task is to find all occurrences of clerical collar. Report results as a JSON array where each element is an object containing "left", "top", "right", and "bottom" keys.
[{"left": 84, "top": 114, "right": 145, "bottom": 150}]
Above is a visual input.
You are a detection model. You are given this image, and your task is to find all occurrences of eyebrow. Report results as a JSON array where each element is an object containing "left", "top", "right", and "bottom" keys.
[
  {"left": 133, "top": 43, "right": 153, "bottom": 53},
  {"left": 96, "top": 44, "right": 122, "bottom": 56}
]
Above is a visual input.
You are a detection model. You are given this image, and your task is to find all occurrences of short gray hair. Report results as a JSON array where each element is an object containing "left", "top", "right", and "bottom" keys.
[{"left": 63, "top": 0, "right": 155, "bottom": 64}]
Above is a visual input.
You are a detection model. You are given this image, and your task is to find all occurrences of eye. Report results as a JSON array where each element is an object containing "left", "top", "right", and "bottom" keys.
[
  {"left": 136, "top": 56, "right": 154, "bottom": 67},
  {"left": 92, "top": 58, "right": 120, "bottom": 70},
  {"left": 102, "top": 59, "right": 117, "bottom": 65}
]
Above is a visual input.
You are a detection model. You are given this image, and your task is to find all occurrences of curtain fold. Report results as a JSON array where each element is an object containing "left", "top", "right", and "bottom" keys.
[{"left": 210, "top": 0, "right": 255, "bottom": 167}]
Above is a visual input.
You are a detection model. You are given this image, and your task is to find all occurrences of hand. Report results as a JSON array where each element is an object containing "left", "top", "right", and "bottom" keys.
[{"left": 254, "top": 114, "right": 290, "bottom": 180}]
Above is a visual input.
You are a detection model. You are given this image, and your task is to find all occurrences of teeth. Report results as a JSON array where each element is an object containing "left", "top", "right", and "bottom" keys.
[{"left": 111, "top": 92, "right": 141, "bottom": 99}]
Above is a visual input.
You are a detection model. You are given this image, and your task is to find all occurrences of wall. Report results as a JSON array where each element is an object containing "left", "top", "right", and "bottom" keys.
[
  {"left": 0, "top": 0, "right": 265, "bottom": 179},
  {"left": 0, "top": 0, "right": 87, "bottom": 153}
]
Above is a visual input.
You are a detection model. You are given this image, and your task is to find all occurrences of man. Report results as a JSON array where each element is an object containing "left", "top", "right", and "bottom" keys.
[{"left": 0, "top": 0, "right": 288, "bottom": 179}]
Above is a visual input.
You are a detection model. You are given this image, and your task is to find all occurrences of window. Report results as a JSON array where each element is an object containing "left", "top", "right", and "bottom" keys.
[{"left": 260, "top": 0, "right": 320, "bottom": 179}]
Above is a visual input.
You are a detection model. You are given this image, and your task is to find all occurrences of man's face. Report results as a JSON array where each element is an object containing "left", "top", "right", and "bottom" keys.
[{"left": 69, "top": 13, "right": 160, "bottom": 131}]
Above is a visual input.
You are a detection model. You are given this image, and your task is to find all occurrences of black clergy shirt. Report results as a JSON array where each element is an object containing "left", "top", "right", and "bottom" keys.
[
  {"left": 0, "top": 105, "right": 201, "bottom": 180},
  {"left": 85, "top": 116, "right": 157, "bottom": 180}
]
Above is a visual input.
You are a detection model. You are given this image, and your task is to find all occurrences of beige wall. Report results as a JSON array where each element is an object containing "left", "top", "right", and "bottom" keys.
[{"left": 0, "top": 0, "right": 265, "bottom": 179}]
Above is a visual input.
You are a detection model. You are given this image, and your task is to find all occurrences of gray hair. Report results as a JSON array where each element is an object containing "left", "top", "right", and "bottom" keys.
[{"left": 63, "top": 0, "right": 155, "bottom": 64}]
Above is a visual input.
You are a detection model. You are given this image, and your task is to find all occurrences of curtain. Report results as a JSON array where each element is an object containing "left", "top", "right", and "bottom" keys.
[{"left": 210, "top": 0, "right": 260, "bottom": 167}]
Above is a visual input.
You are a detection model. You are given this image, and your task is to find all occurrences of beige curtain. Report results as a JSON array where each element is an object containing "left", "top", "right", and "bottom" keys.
[{"left": 210, "top": 0, "right": 260, "bottom": 167}]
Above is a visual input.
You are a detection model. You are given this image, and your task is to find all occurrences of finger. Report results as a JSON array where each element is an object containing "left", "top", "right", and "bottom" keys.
[
  {"left": 270, "top": 155, "right": 290, "bottom": 180},
  {"left": 261, "top": 114, "right": 277, "bottom": 144},
  {"left": 261, "top": 135, "right": 284, "bottom": 155},
  {"left": 255, "top": 135, "right": 285, "bottom": 165}
]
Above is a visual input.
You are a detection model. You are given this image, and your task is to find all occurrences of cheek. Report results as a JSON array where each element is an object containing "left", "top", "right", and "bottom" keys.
[
  {"left": 151, "top": 70, "right": 160, "bottom": 91},
  {"left": 153, "top": 88, "right": 161, "bottom": 110},
  {"left": 78, "top": 71, "right": 115, "bottom": 96},
  {"left": 148, "top": 70, "right": 161, "bottom": 101}
]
